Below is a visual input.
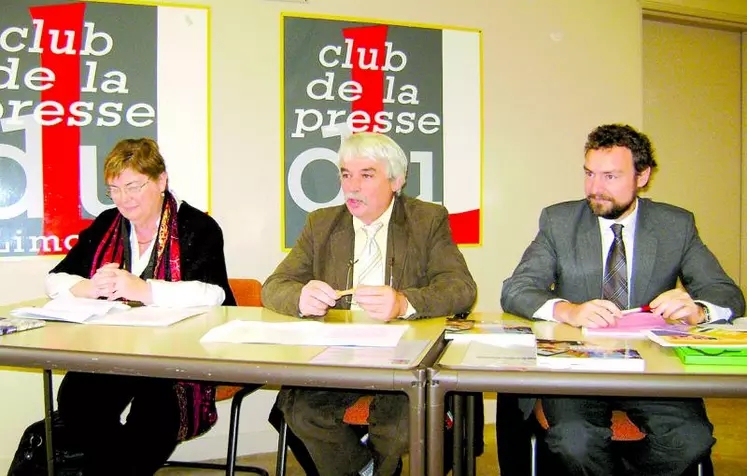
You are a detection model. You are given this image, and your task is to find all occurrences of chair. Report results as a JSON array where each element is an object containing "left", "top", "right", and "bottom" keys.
[
  {"left": 530, "top": 400, "right": 704, "bottom": 476},
  {"left": 164, "top": 278, "right": 268, "bottom": 476},
  {"left": 275, "top": 394, "right": 466, "bottom": 475},
  {"left": 274, "top": 395, "right": 373, "bottom": 476}
]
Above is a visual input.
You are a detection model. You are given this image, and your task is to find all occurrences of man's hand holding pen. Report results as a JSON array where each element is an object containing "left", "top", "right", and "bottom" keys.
[
  {"left": 353, "top": 285, "right": 407, "bottom": 322},
  {"left": 299, "top": 280, "right": 338, "bottom": 316},
  {"left": 555, "top": 287, "right": 709, "bottom": 328},
  {"left": 648, "top": 288, "right": 708, "bottom": 325},
  {"left": 298, "top": 280, "right": 406, "bottom": 321}
]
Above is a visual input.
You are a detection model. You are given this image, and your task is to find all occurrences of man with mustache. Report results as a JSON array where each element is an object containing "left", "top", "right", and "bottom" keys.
[
  {"left": 263, "top": 131, "right": 476, "bottom": 475},
  {"left": 500, "top": 123, "right": 744, "bottom": 475}
]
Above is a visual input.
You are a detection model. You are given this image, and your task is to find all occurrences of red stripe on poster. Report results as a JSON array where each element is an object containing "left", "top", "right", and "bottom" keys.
[
  {"left": 29, "top": 3, "right": 91, "bottom": 253},
  {"left": 449, "top": 209, "right": 480, "bottom": 245},
  {"left": 342, "top": 25, "right": 387, "bottom": 130}
]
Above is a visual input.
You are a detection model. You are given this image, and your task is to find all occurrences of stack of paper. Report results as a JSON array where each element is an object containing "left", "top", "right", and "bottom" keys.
[
  {"left": 12, "top": 297, "right": 130, "bottom": 323},
  {"left": 12, "top": 297, "right": 206, "bottom": 327}
]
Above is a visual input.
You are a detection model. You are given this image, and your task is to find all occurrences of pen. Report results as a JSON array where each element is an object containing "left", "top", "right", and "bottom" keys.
[{"left": 621, "top": 305, "right": 651, "bottom": 316}]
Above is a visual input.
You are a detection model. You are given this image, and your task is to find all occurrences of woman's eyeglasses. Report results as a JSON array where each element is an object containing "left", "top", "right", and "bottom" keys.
[{"left": 105, "top": 181, "right": 149, "bottom": 199}]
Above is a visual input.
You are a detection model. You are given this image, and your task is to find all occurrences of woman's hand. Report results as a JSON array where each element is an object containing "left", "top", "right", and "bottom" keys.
[
  {"left": 92, "top": 263, "right": 153, "bottom": 304},
  {"left": 69, "top": 263, "right": 120, "bottom": 299}
]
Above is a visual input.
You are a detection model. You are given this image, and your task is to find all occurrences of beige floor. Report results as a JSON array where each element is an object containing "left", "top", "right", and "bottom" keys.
[{"left": 157, "top": 398, "right": 747, "bottom": 475}]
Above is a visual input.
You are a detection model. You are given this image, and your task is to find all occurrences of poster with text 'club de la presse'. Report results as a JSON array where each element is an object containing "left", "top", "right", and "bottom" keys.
[
  {"left": 0, "top": 1, "right": 209, "bottom": 258},
  {"left": 282, "top": 14, "right": 482, "bottom": 249}
]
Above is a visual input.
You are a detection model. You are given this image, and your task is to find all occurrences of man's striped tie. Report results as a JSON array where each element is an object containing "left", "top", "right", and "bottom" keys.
[
  {"left": 603, "top": 223, "right": 628, "bottom": 310},
  {"left": 356, "top": 222, "right": 384, "bottom": 286}
]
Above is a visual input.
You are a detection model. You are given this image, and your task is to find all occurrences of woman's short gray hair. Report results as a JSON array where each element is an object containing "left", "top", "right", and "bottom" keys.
[{"left": 338, "top": 132, "right": 408, "bottom": 190}]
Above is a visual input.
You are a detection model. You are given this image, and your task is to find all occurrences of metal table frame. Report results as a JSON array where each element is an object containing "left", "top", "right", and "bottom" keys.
[
  {"left": 427, "top": 365, "right": 747, "bottom": 476},
  {"left": 0, "top": 306, "right": 446, "bottom": 476}
]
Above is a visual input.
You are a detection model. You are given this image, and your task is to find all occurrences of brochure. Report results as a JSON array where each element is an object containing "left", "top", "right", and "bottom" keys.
[
  {"left": 536, "top": 339, "right": 644, "bottom": 372},
  {"left": 445, "top": 321, "right": 536, "bottom": 346},
  {"left": 0, "top": 318, "right": 46, "bottom": 336},
  {"left": 645, "top": 327, "right": 747, "bottom": 348}
]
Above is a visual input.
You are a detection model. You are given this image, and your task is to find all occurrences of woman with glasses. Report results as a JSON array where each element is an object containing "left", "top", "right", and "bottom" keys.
[{"left": 44, "top": 137, "right": 235, "bottom": 474}]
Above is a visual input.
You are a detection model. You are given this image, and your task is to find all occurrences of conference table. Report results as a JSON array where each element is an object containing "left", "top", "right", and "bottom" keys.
[
  {"left": 427, "top": 312, "right": 747, "bottom": 476},
  {"left": 0, "top": 301, "right": 447, "bottom": 476}
]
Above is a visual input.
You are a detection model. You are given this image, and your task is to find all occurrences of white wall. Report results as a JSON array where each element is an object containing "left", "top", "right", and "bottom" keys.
[{"left": 0, "top": 0, "right": 654, "bottom": 467}]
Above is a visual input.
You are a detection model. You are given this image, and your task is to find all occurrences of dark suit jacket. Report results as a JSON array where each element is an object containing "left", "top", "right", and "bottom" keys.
[
  {"left": 501, "top": 197, "right": 744, "bottom": 319},
  {"left": 500, "top": 198, "right": 745, "bottom": 418},
  {"left": 262, "top": 195, "right": 477, "bottom": 318}
]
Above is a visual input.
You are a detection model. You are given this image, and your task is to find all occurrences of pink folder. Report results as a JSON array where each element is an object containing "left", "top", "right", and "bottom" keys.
[{"left": 582, "top": 312, "right": 670, "bottom": 338}]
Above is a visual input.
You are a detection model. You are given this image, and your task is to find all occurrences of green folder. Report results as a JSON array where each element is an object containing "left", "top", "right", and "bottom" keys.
[{"left": 674, "top": 347, "right": 747, "bottom": 365}]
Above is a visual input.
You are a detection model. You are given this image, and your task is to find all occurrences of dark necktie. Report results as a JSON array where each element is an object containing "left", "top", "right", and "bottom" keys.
[{"left": 603, "top": 223, "right": 628, "bottom": 309}]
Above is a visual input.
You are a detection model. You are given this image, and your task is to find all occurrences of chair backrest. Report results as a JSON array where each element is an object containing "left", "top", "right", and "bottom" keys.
[
  {"left": 343, "top": 395, "right": 374, "bottom": 425},
  {"left": 216, "top": 278, "right": 263, "bottom": 402},
  {"left": 534, "top": 400, "right": 645, "bottom": 441},
  {"left": 228, "top": 278, "right": 262, "bottom": 307}
]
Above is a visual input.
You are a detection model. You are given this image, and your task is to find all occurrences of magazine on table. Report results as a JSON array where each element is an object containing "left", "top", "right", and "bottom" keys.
[
  {"left": 535, "top": 339, "right": 645, "bottom": 372},
  {"left": 0, "top": 318, "right": 46, "bottom": 336},
  {"left": 645, "top": 327, "right": 747, "bottom": 348},
  {"left": 445, "top": 318, "right": 536, "bottom": 346}
]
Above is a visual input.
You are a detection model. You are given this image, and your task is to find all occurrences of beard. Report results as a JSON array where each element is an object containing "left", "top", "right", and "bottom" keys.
[{"left": 586, "top": 194, "right": 635, "bottom": 220}]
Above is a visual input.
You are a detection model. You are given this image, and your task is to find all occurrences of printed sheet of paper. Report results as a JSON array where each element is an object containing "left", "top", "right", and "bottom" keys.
[
  {"left": 86, "top": 306, "right": 208, "bottom": 327},
  {"left": 459, "top": 341, "right": 537, "bottom": 369},
  {"left": 200, "top": 320, "right": 409, "bottom": 347},
  {"left": 310, "top": 339, "right": 429, "bottom": 367}
]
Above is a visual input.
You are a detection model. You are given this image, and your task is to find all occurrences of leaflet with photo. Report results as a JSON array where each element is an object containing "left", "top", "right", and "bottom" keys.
[{"left": 536, "top": 339, "right": 644, "bottom": 372}]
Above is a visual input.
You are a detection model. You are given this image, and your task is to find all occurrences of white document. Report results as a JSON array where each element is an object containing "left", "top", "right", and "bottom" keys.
[
  {"left": 459, "top": 341, "right": 538, "bottom": 369},
  {"left": 12, "top": 297, "right": 130, "bottom": 323},
  {"left": 85, "top": 306, "right": 208, "bottom": 327},
  {"left": 200, "top": 320, "right": 409, "bottom": 347},
  {"left": 12, "top": 297, "right": 206, "bottom": 327},
  {"left": 310, "top": 339, "right": 429, "bottom": 366}
]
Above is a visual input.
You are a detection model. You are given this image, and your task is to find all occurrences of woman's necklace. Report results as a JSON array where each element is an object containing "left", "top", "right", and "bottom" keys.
[{"left": 136, "top": 231, "right": 156, "bottom": 245}]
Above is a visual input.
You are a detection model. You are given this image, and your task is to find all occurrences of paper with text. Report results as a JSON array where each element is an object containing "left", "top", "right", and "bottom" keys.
[
  {"left": 11, "top": 297, "right": 206, "bottom": 327},
  {"left": 310, "top": 339, "right": 429, "bottom": 367}
]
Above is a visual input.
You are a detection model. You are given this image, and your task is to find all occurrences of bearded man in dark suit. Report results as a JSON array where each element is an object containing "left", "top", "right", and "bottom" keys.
[
  {"left": 263, "top": 132, "right": 476, "bottom": 476},
  {"left": 500, "top": 123, "right": 744, "bottom": 476}
]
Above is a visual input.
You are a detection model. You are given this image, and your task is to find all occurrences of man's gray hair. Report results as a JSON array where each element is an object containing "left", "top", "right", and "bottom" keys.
[{"left": 338, "top": 132, "right": 408, "bottom": 191}]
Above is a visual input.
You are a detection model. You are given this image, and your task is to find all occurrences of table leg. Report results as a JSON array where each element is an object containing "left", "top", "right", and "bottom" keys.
[
  {"left": 466, "top": 394, "right": 476, "bottom": 476},
  {"left": 453, "top": 393, "right": 464, "bottom": 476},
  {"left": 407, "top": 368, "right": 426, "bottom": 476},
  {"left": 427, "top": 370, "right": 446, "bottom": 476},
  {"left": 43, "top": 369, "right": 54, "bottom": 476}
]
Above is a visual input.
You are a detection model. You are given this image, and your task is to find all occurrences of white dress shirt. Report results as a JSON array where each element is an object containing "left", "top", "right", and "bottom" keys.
[{"left": 350, "top": 198, "right": 415, "bottom": 318}]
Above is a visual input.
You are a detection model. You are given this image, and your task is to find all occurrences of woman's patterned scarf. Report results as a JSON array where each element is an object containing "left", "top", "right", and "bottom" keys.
[{"left": 89, "top": 190, "right": 217, "bottom": 442}]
